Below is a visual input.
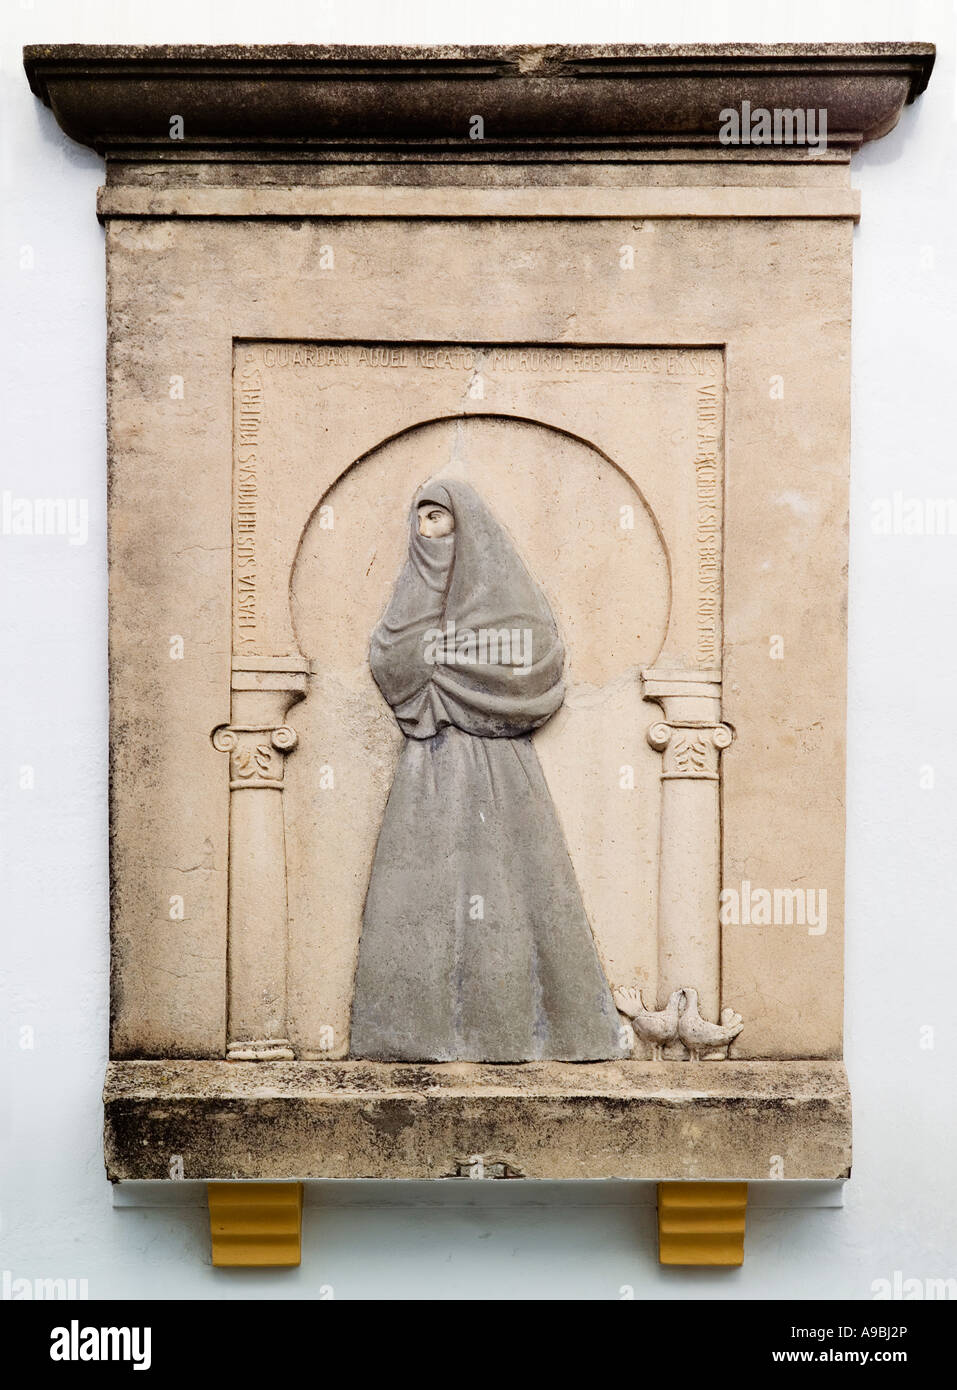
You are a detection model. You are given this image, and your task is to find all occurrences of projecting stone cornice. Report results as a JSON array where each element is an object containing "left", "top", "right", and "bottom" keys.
[{"left": 23, "top": 42, "right": 934, "bottom": 161}]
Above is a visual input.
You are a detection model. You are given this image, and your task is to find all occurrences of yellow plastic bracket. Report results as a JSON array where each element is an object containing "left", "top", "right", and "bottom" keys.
[
  {"left": 208, "top": 1182, "right": 303, "bottom": 1267},
  {"left": 657, "top": 1181, "right": 747, "bottom": 1266}
]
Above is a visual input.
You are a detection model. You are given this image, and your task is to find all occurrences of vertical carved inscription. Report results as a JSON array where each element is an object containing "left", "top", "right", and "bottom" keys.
[
  {"left": 694, "top": 382, "right": 721, "bottom": 666},
  {"left": 234, "top": 350, "right": 262, "bottom": 652}
]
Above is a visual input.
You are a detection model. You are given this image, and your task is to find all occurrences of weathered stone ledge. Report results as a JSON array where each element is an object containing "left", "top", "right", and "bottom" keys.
[{"left": 104, "top": 1059, "right": 851, "bottom": 1183}]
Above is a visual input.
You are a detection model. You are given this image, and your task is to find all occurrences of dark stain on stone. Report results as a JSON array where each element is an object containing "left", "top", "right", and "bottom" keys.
[{"left": 358, "top": 1099, "right": 419, "bottom": 1139}]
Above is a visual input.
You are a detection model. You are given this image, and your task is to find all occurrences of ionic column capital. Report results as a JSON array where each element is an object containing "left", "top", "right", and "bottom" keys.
[
  {"left": 647, "top": 719, "right": 734, "bottom": 780},
  {"left": 211, "top": 722, "right": 299, "bottom": 789}
]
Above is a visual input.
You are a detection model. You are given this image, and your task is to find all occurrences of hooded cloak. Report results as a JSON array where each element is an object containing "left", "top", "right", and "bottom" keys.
[
  {"left": 368, "top": 478, "right": 566, "bottom": 739},
  {"left": 349, "top": 477, "right": 628, "bottom": 1062}
]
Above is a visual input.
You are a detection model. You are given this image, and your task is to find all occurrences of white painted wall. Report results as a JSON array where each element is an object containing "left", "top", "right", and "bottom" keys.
[{"left": 2, "top": 0, "right": 955, "bottom": 1300}]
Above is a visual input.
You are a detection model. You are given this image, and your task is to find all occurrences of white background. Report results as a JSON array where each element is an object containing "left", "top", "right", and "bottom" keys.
[{"left": 1, "top": 0, "right": 955, "bottom": 1300}]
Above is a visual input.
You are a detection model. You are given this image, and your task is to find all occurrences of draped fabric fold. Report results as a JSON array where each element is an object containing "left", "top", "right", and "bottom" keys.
[
  {"left": 368, "top": 479, "right": 567, "bottom": 739},
  {"left": 349, "top": 477, "right": 627, "bottom": 1062}
]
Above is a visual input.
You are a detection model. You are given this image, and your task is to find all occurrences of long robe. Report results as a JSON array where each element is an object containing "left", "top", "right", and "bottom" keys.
[{"left": 349, "top": 478, "right": 627, "bottom": 1062}]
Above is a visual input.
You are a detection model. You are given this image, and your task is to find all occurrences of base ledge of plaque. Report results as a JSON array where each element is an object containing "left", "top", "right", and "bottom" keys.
[{"left": 104, "top": 1059, "right": 851, "bottom": 1183}]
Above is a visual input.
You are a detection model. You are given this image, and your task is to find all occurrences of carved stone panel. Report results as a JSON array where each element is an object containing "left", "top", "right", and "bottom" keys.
[
  {"left": 23, "top": 41, "right": 935, "bottom": 1182},
  {"left": 232, "top": 340, "right": 722, "bottom": 1061}
]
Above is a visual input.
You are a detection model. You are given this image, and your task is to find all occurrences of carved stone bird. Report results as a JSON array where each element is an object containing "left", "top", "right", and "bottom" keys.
[
  {"left": 677, "top": 988, "right": 744, "bottom": 1060},
  {"left": 613, "top": 987, "right": 683, "bottom": 1060}
]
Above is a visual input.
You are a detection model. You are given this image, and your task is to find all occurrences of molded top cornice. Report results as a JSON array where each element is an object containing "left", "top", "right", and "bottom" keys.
[{"left": 23, "top": 43, "right": 934, "bottom": 159}]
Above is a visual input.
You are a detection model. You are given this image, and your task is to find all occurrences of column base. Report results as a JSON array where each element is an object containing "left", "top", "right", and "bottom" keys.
[{"left": 226, "top": 1038, "right": 296, "bottom": 1061}]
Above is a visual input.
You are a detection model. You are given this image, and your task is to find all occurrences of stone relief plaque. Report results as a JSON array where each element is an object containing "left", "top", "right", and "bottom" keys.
[{"left": 23, "top": 43, "right": 934, "bottom": 1200}]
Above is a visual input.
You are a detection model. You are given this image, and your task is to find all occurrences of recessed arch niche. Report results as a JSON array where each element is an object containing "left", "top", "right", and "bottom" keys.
[{"left": 286, "top": 412, "right": 669, "bottom": 1057}]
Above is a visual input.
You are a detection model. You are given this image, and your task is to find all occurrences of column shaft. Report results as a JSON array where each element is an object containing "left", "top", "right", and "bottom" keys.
[
  {"left": 643, "top": 669, "right": 731, "bottom": 1027},
  {"left": 212, "top": 660, "right": 308, "bottom": 1060}
]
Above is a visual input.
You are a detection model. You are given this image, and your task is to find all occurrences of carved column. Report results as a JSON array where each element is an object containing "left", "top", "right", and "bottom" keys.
[
  {"left": 642, "top": 668, "right": 732, "bottom": 1025},
  {"left": 212, "top": 657, "right": 310, "bottom": 1060}
]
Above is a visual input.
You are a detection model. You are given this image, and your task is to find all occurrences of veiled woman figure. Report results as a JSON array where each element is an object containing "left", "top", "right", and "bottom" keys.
[{"left": 349, "top": 476, "right": 627, "bottom": 1062}]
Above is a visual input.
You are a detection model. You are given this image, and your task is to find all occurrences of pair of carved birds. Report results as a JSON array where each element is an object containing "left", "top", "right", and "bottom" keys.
[{"left": 613, "top": 985, "right": 743, "bottom": 1060}]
